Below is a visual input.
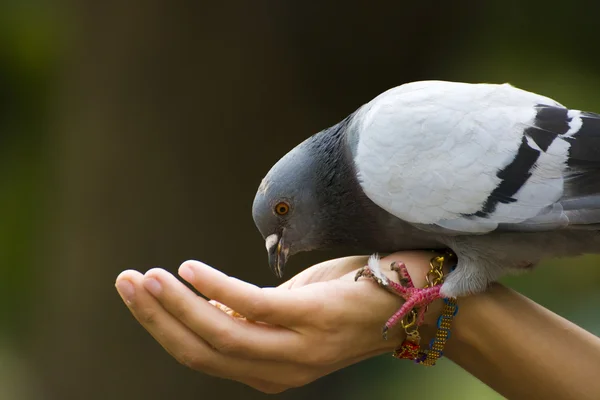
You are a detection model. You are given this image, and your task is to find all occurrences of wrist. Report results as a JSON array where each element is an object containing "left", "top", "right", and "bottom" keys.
[{"left": 443, "top": 282, "right": 507, "bottom": 359}]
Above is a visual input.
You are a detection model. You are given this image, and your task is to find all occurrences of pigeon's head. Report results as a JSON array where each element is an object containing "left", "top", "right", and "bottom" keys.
[
  {"left": 252, "top": 138, "right": 325, "bottom": 278},
  {"left": 253, "top": 117, "right": 373, "bottom": 278}
]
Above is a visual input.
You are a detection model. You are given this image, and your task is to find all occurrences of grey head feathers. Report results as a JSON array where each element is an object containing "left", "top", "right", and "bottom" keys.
[{"left": 252, "top": 115, "right": 366, "bottom": 253}]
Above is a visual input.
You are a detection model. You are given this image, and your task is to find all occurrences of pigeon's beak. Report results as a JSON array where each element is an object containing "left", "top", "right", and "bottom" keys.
[{"left": 266, "top": 233, "right": 288, "bottom": 279}]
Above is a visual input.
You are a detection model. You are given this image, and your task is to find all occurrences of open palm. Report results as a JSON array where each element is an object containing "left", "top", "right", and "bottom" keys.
[{"left": 115, "top": 252, "right": 439, "bottom": 393}]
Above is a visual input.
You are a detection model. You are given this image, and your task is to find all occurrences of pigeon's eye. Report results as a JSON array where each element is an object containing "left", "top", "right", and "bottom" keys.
[{"left": 274, "top": 201, "right": 290, "bottom": 216}]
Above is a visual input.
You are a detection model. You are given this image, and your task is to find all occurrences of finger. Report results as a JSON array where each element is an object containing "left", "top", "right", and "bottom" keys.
[
  {"left": 142, "top": 268, "right": 310, "bottom": 361},
  {"left": 178, "top": 260, "right": 319, "bottom": 326},
  {"left": 115, "top": 270, "right": 319, "bottom": 387},
  {"left": 116, "top": 270, "right": 234, "bottom": 378}
]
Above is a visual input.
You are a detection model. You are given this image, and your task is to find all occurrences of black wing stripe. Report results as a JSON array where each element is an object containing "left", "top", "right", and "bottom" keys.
[
  {"left": 472, "top": 135, "right": 541, "bottom": 217},
  {"left": 470, "top": 105, "right": 565, "bottom": 218},
  {"left": 468, "top": 106, "right": 600, "bottom": 221}
]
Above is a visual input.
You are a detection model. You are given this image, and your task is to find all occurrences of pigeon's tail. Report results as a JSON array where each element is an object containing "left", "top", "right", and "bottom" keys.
[{"left": 560, "top": 110, "right": 600, "bottom": 229}]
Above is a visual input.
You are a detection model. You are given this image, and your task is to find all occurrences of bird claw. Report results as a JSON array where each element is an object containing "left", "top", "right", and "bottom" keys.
[
  {"left": 390, "top": 261, "right": 413, "bottom": 288},
  {"left": 354, "top": 265, "right": 390, "bottom": 288},
  {"left": 354, "top": 265, "right": 374, "bottom": 281},
  {"left": 356, "top": 259, "right": 442, "bottom": 338},
  {"left": 382, "top": 325, "right": 390, "bottom": 341}
]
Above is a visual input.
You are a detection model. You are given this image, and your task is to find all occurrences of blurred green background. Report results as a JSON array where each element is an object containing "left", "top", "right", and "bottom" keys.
[{"left": 1, "top": 1, "right": 599, "bottom": 399}]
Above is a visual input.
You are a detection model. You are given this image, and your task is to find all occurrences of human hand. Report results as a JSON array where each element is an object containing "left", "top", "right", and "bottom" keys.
[{"left": 115, "top": 251, "right": 444, "bottom": 393}]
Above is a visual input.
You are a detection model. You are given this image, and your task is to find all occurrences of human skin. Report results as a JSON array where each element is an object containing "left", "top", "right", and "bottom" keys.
[{"left": 115, "top": 251, "right": 600, "bottom": 398}]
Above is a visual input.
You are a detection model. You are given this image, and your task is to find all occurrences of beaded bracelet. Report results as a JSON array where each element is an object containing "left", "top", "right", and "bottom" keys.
[
  {"left": 416, "top": 297, "right": 458, "bottom": 366},
  {"left": 393, "top": 252, "right": 458, "bottom": 366}
]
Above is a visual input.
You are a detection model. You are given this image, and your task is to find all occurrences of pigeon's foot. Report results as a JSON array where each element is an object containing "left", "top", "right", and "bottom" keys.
[
  {"left": 381, "top": 285, "right": 442, "bottom": 339},
  {"left": 355, "top": 255, "right": 442, "bottom": 339}
]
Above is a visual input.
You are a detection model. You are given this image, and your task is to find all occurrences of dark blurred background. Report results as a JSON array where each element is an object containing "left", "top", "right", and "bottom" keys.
[{"left": 2, "top": 1, "right": 600, "bottom": 399}]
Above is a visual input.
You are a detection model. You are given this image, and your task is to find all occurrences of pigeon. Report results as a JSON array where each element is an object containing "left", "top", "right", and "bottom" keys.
[{"left": 252, "top": 80, "right": 600, "bottom": 331}]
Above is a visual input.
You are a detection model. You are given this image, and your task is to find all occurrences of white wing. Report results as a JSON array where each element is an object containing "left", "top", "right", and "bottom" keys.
[{"left": 352, "top": 81, "right": 577, "bottom": 233}]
